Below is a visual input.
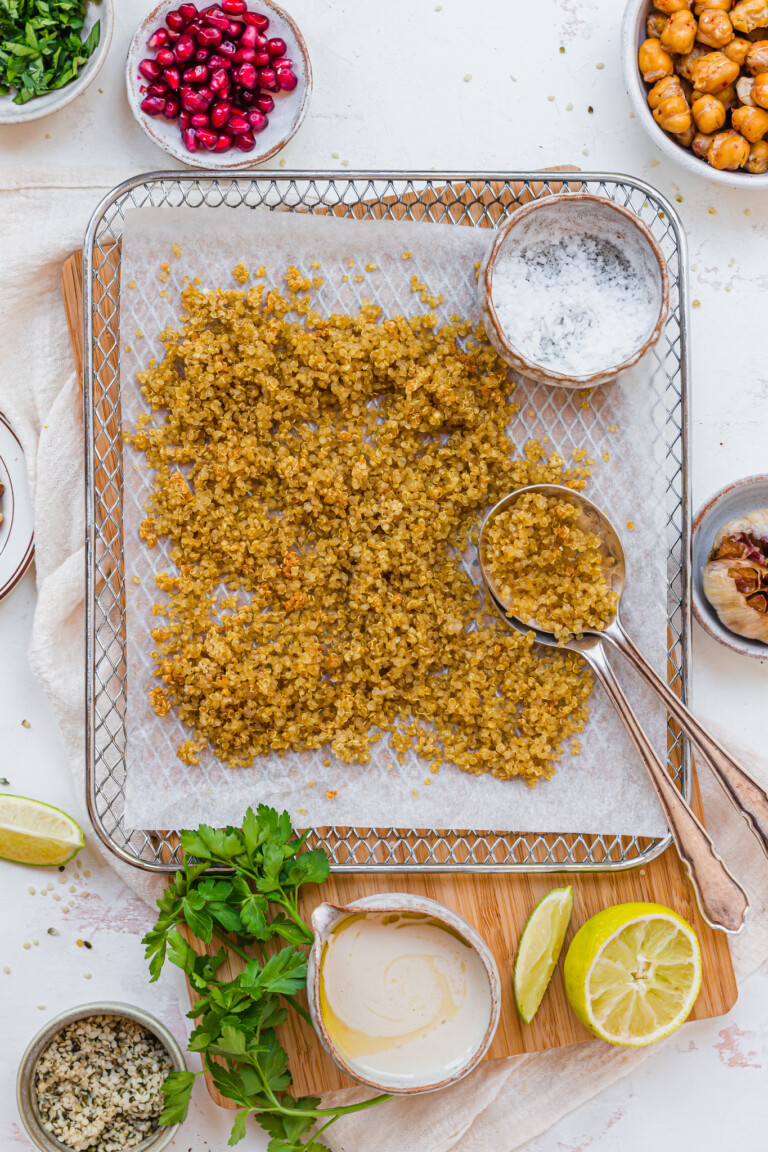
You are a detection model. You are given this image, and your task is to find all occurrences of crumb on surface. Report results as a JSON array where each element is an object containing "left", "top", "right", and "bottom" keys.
[{"left": 232, "top": 262, "right": 250, "bottom": 284}]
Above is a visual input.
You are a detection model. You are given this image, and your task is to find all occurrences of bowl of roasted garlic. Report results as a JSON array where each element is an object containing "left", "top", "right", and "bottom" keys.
[{"left": 622, "top": 0, "right": 768, "bottom": 186}]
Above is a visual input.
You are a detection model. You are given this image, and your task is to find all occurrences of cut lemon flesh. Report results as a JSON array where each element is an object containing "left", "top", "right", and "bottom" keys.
[
  {"left": 0, "top": 794, "right": 84, "bottom": 867},
  {"left": 514, "top": 886, "right": 573, "bottom": 1022},
  {"left": 564, "top": 902, "right": 701, "bottom": 1046}
]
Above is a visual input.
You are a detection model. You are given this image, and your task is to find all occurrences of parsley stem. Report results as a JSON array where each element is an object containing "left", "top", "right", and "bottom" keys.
[
  {"left": 282, "top": 993, "right": 313, "bottom": 1026},
  {"left": 211, "top": 926, "right": 252, "bottom": 963}
]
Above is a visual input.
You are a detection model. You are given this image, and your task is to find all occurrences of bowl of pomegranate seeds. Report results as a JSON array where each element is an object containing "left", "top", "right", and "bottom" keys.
[{"left": 126, "top": 0, "right": 311, "bottom": 168}]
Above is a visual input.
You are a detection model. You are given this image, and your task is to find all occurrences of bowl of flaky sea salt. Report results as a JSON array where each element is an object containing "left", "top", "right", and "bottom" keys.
[{"left": 478, "top": 193, "right": 670, "bottom": 390}]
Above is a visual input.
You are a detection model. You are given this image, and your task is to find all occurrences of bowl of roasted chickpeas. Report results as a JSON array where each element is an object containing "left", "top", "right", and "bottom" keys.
[{"left": 622, "top": 0, "right": 768, "bottom": 185}]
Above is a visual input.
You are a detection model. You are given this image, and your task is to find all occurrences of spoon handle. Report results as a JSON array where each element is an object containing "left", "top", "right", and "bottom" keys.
[
  {"left": 584, "top": 643, "right": 748, "bottom": 935},
  {"left": 606, "top": 621, "right": 768, "bottom": 862}
]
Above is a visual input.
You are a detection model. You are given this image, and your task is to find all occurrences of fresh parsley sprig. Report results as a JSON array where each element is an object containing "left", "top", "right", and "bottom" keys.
[
  {"left": 143, "top": 805, "right": 391, "bottom": 1150},
  {"left": 0, "top": 0, "right": 101, "bottom": 106}
]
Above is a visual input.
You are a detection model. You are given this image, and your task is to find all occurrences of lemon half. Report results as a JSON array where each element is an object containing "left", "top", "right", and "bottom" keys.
[
  {"left": 514, "top": 886, "right": 574, "bottom": 1023},
  {"left": 0, "top": 794, "right": 84, "bottom": 867},
  {"left": 564, "top": 902, "right": 701, "bottom": 1046}
]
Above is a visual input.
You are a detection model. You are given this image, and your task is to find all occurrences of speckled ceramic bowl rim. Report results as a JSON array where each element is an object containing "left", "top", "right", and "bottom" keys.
[
  {"left": 692, "top": 474, "right": 768, "bottom": 659},
  {"left": 0, "top": 0, "right": 114, "bottom": 125},
  {"left": 16, "top": 1002, "right": 187, "bottom": 1152},
  {"left": 481, "top": 193, "right": 670, "bottom": 389},
  {"left": 126, "top": 0, "right": 312, "bottom": 171},
  {"left": 306, "top": 893, "right": 501, "bottom": 1095}
]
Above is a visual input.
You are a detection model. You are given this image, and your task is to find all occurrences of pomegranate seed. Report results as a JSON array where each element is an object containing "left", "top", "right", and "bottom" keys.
[
  {"left": 183, "top": 63, "right": 210, "bottom": 83},
  {"left": 164, "top": 66, "right": 181, "bottom": 89},
  {"left": 276, "top": 66, "right": 297, "bottom": 91},
  {"left": 196, "top": 127, "right": 220, "bottom": 149},
  {"left": 174, "top": 33, "right": 196, "bottom": 61},
  {"left": 227, "top": 113, "right": 250, "bottom": 134},
  {"left": 237, "top": 88, "right": 256, "bottom": 105},
  {"left": 197, "top": 24, "right": 222, "bottom": 47},
  {"left": 234, "top": 47, "right": 257, "bottom": 63},
  {"left": 148, "top": 28, "right": 170, "bottom": 49},
  {"left": 147, "top": 80, "right": 168, "bottom": 95},
  {"left": 181, "top": 86, "right": 207, "bottom": 112},
  {"left": 267, "top": 37, "right": 286, "bottom": 57},
  {"left": 191, "top": 111, "right": 210, "bottom": 127},
  {"left": 203, "top": 9, "right": 230, "bottom": 30},
  {"left": 233, "top": 61, "right": 257, "bottom": 87},
  {"left": 270, "top": 56, "right": 292, "bottom": 69},
  {"left": 221, "top": 0, "right": 246, "bottom": 13},
  {"left": 141, "top": 94, "right": 167, "bottom": 116},
  {"left": 164, "top": 96, "right": 181, "bottom": 118},
  {"left": 254, "top": 93, "right": 274, "bottom": 113},
  {"left": 234, "top": 129, "right": 256, "bottom": 151},
  {"left": 178, "top": 2, "right": 198, "bottom": 20},
  {"left": 227, "top": 21, "right": 242, "bottom": 36},
  {"left": 242, "top": 11, "right": 269, "bottom": 30},
  {"left": 211, "top": 99, "right": 233, "bottom": 126},
  {"left": 252, "top": 49, "right": 269, "bottom": 66},
  {"left": 208, "top": 53, "right": 231, "bottom": 68},
  {"left": 198, "top": 84, "right": 214, "bottom": 100},
  {"left": 210, "top": 67, "right": 230, "bottom": 91},
  {"left": 218, "top": 38, "right": 237, "bottom": 57},
  {"left": 166, "top": 10, "right": 185, "bottom": 31},
  {"left": 182, "top": 127, "right": 199, "bottom": 151},
  {"left": 180, "top": 110, "right": 191, "bottom": 127},
  {"left": 156, "top": 46, "right": 175, "bottom": 66},
  {"left": 246, "top": 108, "right": 268, "bottom": 131},
  {"left": 139, "top": 58, "right": 162, "bottom": 81},
  {"left": 257, "top": 67, "right": 277, "bottom": 90},
  {"left": 195, "top": 47, "right": 211, "bottom": 62},
  {"left": 240, "top": 24, "right": 258, "bottom": 49},
  {"left": 254, "top": 33, "right": 268, "bottom": 48},
  {"left": 166, "top": 28, "right": 181, "bottom": 41},
  {"left": 214, "top": 132, "right": 233, "bottom": 151}
]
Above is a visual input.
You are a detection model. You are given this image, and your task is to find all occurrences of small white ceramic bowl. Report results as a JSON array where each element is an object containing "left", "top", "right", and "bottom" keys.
[
  {"left": 478, "top": 192, "right": 669, "bottom": 390},
  {"left": 126, "top": 0, "right": 312, "bottom": 170},
  {"left": 692, "top": 474, "right": 768, "bottom": 660},
  {"left": 0, "top": 0, "right": 113, "bottom": 125},
  {"left": 0, "top": 411, "right": 34, "bottom": 601},
  {"left": 307, "top": 893, "right": 501, "bottom": 1095},
  {"left": 621, "top": 0, "right": 768, "bottom": 189}
]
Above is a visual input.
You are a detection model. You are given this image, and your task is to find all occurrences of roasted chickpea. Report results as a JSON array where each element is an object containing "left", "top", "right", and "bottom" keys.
[
  {"left": 690, "top": 49, "right": 741, "bottom": 89},
  {"left": 694, "top": 0, "right": 732, "bottom": 10},
  {"left": 753, "top": 69, "right": 768, "bottom": 102},
  {"left": 697, "top": 8, "right": 735, "bottom": 44},
  {"left": 724, "top": 35, "right": 751, "bottom": 60},
  {"left": 717, "top": 80, "right": 739, "bottom": 105},
  {"left": 692, "top": 129, "right": 716, "bottom": 155},
  {"left": 676, "top": 41, "right": 712, "bottom": 78},
  {"left": 746, "top": 38, "right": 768, "bottom": 68},
  {"left": 648, "top": 74, "right": 685, "bottom": 107},
  {"left": 732, "top": 101, "right": 768, "bottom": 136},
  {"left": 648, "top": 12, "right": 669, "bottom": 36},
  {"left": 737, "top": 73, "right": 756, "bottom": 100},
  {"left": 692, "top": 91, "right": 728, "bottom": 128},
  {"left": 639, "top": 37, "right": 676, "bottom": 80},
  {"left": 731, "top": 0, "right": 768, "bottom": 33},
  {"left": 654, "top": 92, "right": 694, "bottom": 131},
  {"left": 675, "top": 122, "right": 699, "bottom": 144},
  {"left": 746, "top": 137, "right": 768, "bottom": 168},
  {"left": 654, "top": 0, "right": 692, "bottom": 12},
  {"left": 708, "top": 126, "right": 751, "bottom": 164},
  {"left": 662, "top": 8, "right": 698, "bottom": 50}
]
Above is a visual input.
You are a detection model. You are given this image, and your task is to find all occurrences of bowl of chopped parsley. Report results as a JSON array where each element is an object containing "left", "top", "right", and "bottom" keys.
[{"left": 0, "top": 0, "right": 113, "bottom": 123}]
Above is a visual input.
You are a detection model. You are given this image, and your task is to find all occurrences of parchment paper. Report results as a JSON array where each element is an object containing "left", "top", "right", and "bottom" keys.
[{"left": 120, "top": 206, "right": 669, "bottom": 837}]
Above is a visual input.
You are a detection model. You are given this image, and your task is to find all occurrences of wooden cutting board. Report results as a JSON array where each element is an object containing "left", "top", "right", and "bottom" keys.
[{"left": 62, "top": 176, "right": 737, "bottom": 1101}]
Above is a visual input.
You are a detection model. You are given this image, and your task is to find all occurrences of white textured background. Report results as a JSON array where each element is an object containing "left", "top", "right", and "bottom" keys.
[{"left": 3, "top": 1, "right": 768, "bottom": 1150}]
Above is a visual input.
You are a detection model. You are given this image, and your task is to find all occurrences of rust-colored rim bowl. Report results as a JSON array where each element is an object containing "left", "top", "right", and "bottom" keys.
[
  {"left": 692, "top": 474, "right": 768, "bottom": 660},
  {"left": 126, "top": 0, "right": 312, "bottom": 171},
  {"left": 479, "top": 193, "right": 670, "bottom": 390},
  {"left": 306, "top": 893, "right": 501, "bottom": 1095}
]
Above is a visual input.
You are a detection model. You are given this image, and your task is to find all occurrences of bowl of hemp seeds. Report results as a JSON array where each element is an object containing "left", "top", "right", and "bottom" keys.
[{"left": 16, "top": 1003, "right": 186, "bottom": 1152}]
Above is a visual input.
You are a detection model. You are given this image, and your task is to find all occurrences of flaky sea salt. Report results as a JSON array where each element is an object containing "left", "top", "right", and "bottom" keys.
[{"left": 491, "top": 232, "right": 655, "bottom": 376}]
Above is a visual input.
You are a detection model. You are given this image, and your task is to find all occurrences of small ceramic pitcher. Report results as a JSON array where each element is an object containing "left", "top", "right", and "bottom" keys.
[{"left": 306, "top": 892, "right": 501, "bottom": 1094}]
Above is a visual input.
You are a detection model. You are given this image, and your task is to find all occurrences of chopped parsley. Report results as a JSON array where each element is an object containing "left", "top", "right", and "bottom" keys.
[{"left": 0, "top": 0, "right": 101, "bottom": 106}]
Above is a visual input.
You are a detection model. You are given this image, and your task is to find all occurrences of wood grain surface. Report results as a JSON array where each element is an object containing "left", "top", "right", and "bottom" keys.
[{"left": 62, "top": 170, "right": 736, "bottom": 1104}]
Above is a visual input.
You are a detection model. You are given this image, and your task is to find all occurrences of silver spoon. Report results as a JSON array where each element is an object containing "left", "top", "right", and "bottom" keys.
[{"left": 479, "top": 483, "right": 749, "bottom": 936}]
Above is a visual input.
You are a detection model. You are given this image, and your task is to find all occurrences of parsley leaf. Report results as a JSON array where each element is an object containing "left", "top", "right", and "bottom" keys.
[{"left": 0, "top": 1, "right": 102, "bottom": 105}]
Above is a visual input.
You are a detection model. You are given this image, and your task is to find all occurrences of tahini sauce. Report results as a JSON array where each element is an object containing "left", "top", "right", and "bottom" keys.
[{"left": 319, "top": 912, "right": 492, "bottom": 1086}]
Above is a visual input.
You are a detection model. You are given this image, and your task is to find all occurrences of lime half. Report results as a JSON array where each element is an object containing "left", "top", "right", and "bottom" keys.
[
  {"left": 0, "top": 794, "right": 84, "bottom": 867},
  {"left": 514, "top": 885, "right": 574, "bottom": 1023},
  {"left": 564, "top": 902, "right": 701, "bottom": 1046}
]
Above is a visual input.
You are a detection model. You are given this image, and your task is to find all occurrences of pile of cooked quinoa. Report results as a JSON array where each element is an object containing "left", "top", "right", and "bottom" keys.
[
  {"left": 130, "top": 269, "right": 594, "bottom": 783},
  {"left": 483, "top": 491, "right": 619, "bottom": 641}
]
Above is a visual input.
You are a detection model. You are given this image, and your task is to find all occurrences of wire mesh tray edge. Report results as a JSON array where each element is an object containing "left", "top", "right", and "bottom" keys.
[{"left": 83, "top": 169, "right": 691, "bottom": 874}]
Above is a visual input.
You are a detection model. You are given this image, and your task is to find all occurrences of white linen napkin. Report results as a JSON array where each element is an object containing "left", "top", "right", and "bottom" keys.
[{"left": 2, "top": 167, "right": 767, "bottom": 1152}]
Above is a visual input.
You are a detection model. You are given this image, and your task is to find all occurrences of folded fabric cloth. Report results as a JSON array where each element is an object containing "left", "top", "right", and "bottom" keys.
[{"left": 2, "top": 167, "right": 766, "bottom": 1152}]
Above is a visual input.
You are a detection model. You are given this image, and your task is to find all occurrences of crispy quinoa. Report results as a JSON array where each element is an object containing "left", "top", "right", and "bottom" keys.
[
  {"left": 130, "top": 272, "right": 594, "bottom": 783},
  {"left": 484, "top": 491, "right": 619, "bottom": 640},
  {"left": 34, "top": 1014, "right": 172, "bottom": 1151}
]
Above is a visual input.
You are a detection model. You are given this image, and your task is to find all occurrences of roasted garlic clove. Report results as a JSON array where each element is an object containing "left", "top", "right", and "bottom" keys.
[{"left": 703, "top": 510, "right": 768, "bottom": 642}]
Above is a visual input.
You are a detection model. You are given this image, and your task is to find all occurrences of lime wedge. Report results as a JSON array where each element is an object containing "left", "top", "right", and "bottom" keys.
[
  {"left": 564, "top": 902, "right": 701, "bottom": 1046},
  {"left": 0, "top": 794, "right": 84, "bottom": 867},
  {"left": 514, "top": 885, "right": 574, "bottom": 1023}
]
